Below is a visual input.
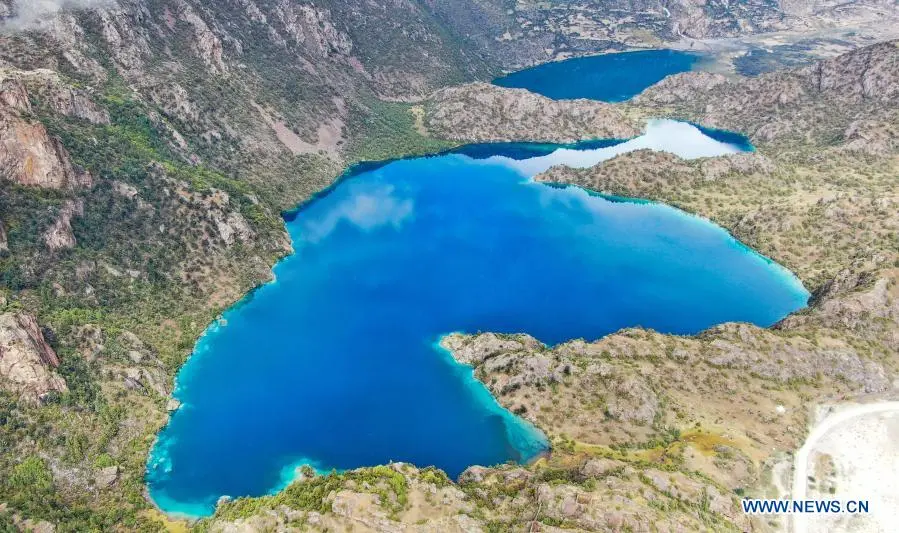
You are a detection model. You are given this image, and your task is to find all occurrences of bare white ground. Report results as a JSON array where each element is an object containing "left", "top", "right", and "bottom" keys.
[{"left": 792, "top": 403, "right": 899, "bottom": 533}]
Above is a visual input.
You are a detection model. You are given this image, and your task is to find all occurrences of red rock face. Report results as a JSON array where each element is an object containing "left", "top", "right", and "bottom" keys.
[
  {"left": 0, "top": 312, "right": 67, "bottom": 402},
  {"left": 15, "top": 313, "right": 61, "bottom": 368},
  {"left": 0, "top": 110, "right": 82, "bottom": 190},
  {"left": 0, "top": 75, "right": 92, "bottom": 191}
]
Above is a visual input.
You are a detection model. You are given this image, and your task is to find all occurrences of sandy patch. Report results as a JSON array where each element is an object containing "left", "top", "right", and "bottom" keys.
[
  {"left": 409, "top": 105, "right": 427, "bottom": 136},
  {"left": 791, "top": 402, "right": 899, "bottom": 533},
  {"left": 252, "top": 102, "right": 343, "bottom": 156},
  {"left": 805, "top": 411, "right": 899, "bottom": 533}
]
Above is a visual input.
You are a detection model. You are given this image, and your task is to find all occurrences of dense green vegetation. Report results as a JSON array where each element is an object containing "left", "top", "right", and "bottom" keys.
[
  {"left": 345, "top": 99, "right": 458, "bottom": 162},
  {"left": 214, "top": 465, "right": 410, "bottom": 521},
  {"left": 0, "top": 68, "right": 300, "bottom": 532}
]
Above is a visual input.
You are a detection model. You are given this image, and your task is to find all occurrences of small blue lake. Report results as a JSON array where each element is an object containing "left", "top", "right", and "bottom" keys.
[
  {"left": 493, "top": 49, "right": 704, "bottom": 101},
  {"left": 146, "top": 120, "right": 809, "bottom": 517}
]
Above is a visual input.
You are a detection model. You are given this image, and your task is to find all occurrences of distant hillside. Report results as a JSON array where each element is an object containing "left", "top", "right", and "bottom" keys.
[{"left": 423, "top": 0, "right": 899, "bottom": 68}]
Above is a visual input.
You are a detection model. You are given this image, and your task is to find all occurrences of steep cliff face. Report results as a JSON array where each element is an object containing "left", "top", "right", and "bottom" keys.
[
  {"left": 0, "top": 312, "right": 67, "bottom": 402},
  {"left": 0, "top": 104, "right": 88, "bottom": 190}
]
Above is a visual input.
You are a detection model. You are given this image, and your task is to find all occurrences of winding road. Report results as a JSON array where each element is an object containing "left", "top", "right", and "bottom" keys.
[{"left": 791, "top": 401, "right": 899, "bottom": 533}]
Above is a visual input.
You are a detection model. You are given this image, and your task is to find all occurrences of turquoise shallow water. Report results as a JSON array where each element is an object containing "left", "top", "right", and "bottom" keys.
[
  {"left": 493, "top": 49, "right": 704, "bottom": 101},
  {"left": 146, "top": 121, "right": 809, "bottom": 517}
]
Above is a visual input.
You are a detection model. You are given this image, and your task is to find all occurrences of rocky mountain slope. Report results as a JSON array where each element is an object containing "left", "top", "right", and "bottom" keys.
[
  {"left": 0, "top": 0, "right": 896, "bottom": 531},
  {"left": 634, "top": 40, "right": 899, "bottom": 148},
  {"left": 424, "top": 83, "right": 640, "bottom": 142},
  {"left": 423, "top": 0, "right": 899, "bottom": 69}
]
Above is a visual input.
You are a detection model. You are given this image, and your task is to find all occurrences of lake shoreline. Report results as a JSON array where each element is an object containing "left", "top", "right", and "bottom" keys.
[{"left": 145, "top": 118, "right": 816, "bottom": 519}]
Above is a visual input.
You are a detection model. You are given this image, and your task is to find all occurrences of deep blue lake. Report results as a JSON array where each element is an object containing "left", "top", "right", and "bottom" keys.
[
  {"left": 146, "top": 121, "right": 808, "bottom": 517},
  {"left": 493, "top": 49, "right": 704, "bottom": 101}
]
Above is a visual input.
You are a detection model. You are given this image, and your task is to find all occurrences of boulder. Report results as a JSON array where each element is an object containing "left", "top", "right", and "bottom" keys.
[
  {"left": 166, "top": 398, "right": 181, "bottom": 412},
  {"left": 580, "top": 458, "right": 626, "bottom": 478},
  {"left": 458, "top": 465, "right": 490, "bottom": 484},
  {"left": 94, "top": 466, "right": 119, "bottom": 488},
  {"left": 43, "top": 199, "right": 83, "bottom": 251}
]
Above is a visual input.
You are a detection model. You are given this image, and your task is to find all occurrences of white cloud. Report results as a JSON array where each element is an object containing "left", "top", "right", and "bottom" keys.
[
  {"left": 486, "top": 119, "right": 745, "bottom": 177},
  {"left": 301, "top": 183, "right": 414, "bottom": 242},
  {"left": 1, "top": 0, "right": 115, "bottom": 32}
]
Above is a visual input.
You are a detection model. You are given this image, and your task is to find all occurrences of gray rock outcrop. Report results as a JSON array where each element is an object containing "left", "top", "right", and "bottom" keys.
[
  {"left": 0, "top": 219, "right": 7, "bottom": 253},
  {"left": 43, "top": 199, "right": 84, "bottom": 251},
  {"left": 94, "top": 466, "right": 120, "bottom": 489},
  {"left": 426, "top": 82, "right": 640, "bottom": 143},
  {"left": 0, "top": 313, "right": 68, "bottom": 402}
]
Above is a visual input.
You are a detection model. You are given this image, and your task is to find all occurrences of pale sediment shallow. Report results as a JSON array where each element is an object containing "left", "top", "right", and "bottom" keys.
[
  {"left": 487, "top": 119, "right": 744, "bottom": 176},
  {"left": 432, "top": 335, "right": 550, "bottom": 458}
]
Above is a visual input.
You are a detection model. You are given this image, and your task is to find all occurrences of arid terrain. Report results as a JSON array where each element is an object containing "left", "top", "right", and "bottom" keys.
[{"left": 791, "top": 402, "right": 899, "bottom": 533}]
